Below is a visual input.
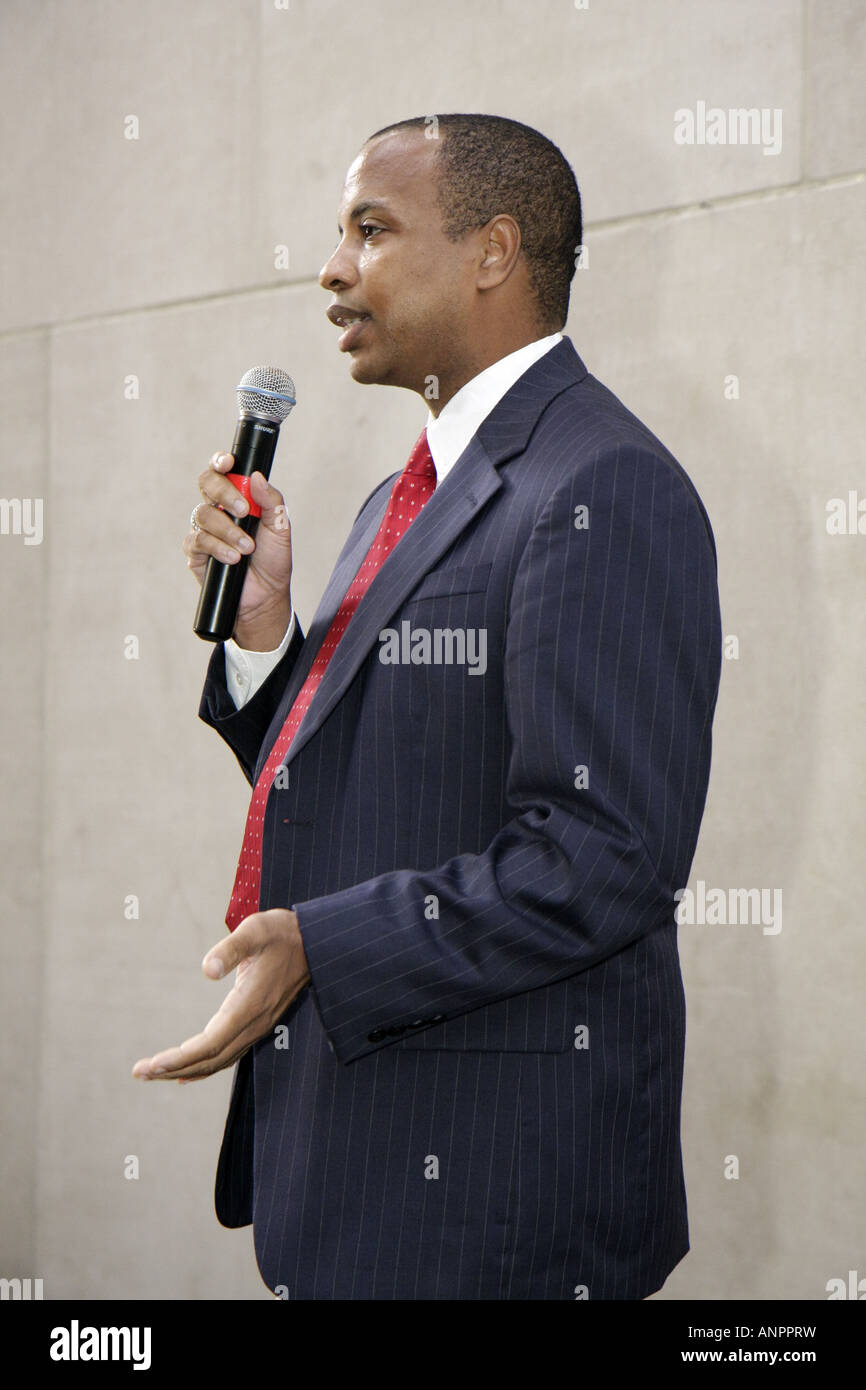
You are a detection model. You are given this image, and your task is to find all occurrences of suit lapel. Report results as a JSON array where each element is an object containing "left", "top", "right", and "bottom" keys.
[
  {"left": 256, "top": 336, "right": 588, "bottom": 777},
  {"left": 273, "top": 442, "right": 501, "bottom": 772}
]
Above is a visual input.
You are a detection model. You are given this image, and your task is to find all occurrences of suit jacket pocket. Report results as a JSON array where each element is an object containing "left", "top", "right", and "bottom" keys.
[
  {"left": 396, "top": 982, "right": 574, "bottom": 1053},
  {"left": 407, "top": 562, "right": 493, "bottom": 602}
]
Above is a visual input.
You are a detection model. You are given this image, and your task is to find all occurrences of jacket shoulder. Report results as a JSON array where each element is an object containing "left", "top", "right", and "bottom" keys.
[{"left": 516, "top": 368, "right": 717, "bottom": 558}]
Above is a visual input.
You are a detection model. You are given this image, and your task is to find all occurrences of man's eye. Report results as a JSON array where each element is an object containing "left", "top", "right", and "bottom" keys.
[{"left": 360, "top": 223, "right": 382, "bottom": 239}]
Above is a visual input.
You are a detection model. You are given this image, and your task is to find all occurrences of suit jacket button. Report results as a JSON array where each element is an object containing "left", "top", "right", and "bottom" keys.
[{"left": 368, "top": 1028, "right": 387, "bottom": 1043}]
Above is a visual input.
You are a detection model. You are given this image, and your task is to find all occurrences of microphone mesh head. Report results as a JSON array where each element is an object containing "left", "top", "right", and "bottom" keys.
[{"left": 236, "top": 366, "right": 296, "bottom": 422}]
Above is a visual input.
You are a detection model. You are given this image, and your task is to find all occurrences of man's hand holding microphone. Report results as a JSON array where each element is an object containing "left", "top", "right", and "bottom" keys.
[{"left": 185, "top": 451, "right": 294, "bottom": 653}]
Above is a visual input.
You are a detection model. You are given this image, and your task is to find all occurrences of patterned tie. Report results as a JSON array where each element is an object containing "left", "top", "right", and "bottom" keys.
[{"left": 225, "top": 429, "right": 437, "bottom": 930}]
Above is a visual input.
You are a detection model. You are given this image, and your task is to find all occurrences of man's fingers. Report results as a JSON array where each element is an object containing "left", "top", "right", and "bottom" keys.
[
  {"left": 182, "top": 530, "right": 205, "bottom": 568},
  {"left": 197, "top": 455, "right": 250, "bottom": 518},
  {"left": 132, "top": 987, "right": 269, "bottom": 1081},
  {"left": 133, "top": 911, "right": 305, "bottom": 1082},
  {"left": 201, "top": 912, "right": 268, "bottom": 980},
  {"left": 185, "top": 460, "right": 289, "bottom": 582},
  {"left": 132, "top": 1028, "right": 255, "bottom": 1081},
  {"left": 249, "top": 471, "right": 290, "bottom": 534},
  {"left": 131, "top": 925, "right": 261, "bottom": 1079},
  {"left": 185, "top": 501, "right": 255, "bottom": 566}
]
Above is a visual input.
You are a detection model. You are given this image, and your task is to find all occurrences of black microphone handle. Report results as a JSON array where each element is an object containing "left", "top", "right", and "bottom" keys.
[{"left": 193, "top": 415, "right": 282, "bottom": 642}]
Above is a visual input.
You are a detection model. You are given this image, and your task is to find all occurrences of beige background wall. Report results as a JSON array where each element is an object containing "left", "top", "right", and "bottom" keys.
[{"left": 1, "top": 0, "right": 863, "bottom": 1301}]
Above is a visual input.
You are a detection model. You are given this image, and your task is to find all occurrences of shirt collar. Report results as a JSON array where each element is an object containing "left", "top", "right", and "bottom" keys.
[{"left": 425, "top": 332, "right": 563, "bottom": 484}]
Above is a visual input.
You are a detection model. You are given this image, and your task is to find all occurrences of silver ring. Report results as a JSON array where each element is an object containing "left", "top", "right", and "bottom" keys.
[{"left": 190, "top": 503, "right": 204, "bottom": 533}]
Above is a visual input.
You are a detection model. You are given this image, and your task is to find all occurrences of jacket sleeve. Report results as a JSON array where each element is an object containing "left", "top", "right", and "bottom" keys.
[
  {"left": 198, "top": 619, "right": 305, "bottom": 786},
  {"left": 294, "top": 446, "right": 722, "bottom": 1064}
]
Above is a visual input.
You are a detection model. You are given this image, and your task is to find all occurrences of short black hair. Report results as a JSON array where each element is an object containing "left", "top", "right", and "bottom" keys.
[{"left": 366, "top": 113, "right": 583, "bottom": 329}]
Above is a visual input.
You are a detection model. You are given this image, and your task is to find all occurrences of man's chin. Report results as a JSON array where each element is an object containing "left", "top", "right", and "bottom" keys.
[
  {"left": 346, "top": 350, "right": 399, "bottom": 387},
  {"left": 347, "top": 352, "right": 379, "bottom": 384}
]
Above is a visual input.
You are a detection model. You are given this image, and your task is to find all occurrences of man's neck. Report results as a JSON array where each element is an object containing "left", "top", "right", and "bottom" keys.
[{"left": 425, "top": 326, "right": 561, "bottom": 417}]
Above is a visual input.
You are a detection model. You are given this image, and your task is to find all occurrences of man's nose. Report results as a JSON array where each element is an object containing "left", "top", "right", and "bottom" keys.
[{"left": 319, "top": 240, "right": 355, "bottom": 292}]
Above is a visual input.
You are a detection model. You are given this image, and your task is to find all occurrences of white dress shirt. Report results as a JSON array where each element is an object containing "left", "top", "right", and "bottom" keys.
[{"left": 224, "top": 331, "right": 563, "bottom": 708}]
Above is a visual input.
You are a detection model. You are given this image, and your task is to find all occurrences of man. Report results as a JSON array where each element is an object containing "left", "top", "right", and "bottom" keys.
[{"left": 134, "top": 114, "right": 722, "bottom": 1301}]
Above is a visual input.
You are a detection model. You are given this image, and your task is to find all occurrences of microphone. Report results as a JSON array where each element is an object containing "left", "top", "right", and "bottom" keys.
[{"left": 193, "top": 366, "right": 296, "bottom": 643}]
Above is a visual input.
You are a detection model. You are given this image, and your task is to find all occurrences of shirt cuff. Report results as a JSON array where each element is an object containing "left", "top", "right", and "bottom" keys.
[{"left": 224, "top": 611, "right": 296, "bottom": 709}]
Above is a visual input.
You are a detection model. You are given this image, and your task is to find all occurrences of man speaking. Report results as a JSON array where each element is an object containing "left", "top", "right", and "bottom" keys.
[{"left": 134, "top": 114, "right": 722, "bottom": 1301}]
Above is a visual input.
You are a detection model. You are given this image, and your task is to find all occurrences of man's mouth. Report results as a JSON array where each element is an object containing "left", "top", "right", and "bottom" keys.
[{"left": 327, "top": 305, "right": 371, "bottom": 352}]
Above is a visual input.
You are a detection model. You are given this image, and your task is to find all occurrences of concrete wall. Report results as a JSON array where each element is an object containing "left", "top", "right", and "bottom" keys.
[{"left": 1, "top": 0, "right": 863, "bottom": 1300}]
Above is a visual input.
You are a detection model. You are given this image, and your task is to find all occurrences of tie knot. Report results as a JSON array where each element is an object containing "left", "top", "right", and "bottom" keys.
[{"left": 404, "top": 429, "right": 436, "bottom": 483}]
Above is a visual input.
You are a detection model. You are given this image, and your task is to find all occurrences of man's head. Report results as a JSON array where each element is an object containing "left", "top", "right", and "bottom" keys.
[{"left": 319, "top": 114, "right": 582, "bottom": 410}]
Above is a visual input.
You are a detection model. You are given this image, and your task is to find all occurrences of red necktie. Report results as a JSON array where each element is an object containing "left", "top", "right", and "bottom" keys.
[{"left": 225, "top": 429, "right": 437, "bottom": 930}]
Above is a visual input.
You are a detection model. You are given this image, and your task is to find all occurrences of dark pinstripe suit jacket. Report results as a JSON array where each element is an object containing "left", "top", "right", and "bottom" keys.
[{"left": 199, "top": 335, "right": 722, "bottom": 1300}]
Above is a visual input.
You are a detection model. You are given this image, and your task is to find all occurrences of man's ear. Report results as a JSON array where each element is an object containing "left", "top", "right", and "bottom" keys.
[{"left": 475, "top": 214, "right": 522, "bottom": 290}]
